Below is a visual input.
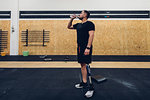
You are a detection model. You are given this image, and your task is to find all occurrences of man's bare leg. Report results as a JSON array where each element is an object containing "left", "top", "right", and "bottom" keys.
[
  {"left": 75, "top": 63, "right": 88, "bottom": 89},
  {"left": 80, "top": 63, "right": 87, "bottom": 83}
]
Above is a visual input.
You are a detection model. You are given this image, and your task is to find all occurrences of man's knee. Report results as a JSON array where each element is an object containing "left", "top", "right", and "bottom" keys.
[
  {"left": 80, "top": 63, "right": 87, "bottom": 70},
  {"left": 80, "top": 63, "right": 86, "bottom": 66}
]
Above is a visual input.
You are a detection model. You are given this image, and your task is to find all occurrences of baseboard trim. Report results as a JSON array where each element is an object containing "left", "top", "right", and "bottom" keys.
[{"left": 0, "top": 55, "right": 150, "bottom": 62}]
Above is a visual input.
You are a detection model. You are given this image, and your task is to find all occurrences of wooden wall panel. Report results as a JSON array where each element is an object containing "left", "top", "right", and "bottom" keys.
[
  {"left": 124, "top": 20, "right": 148, "bottom": 55},
  {"left": 19, "top": 20, "right": 150, "bottom": 55},
  {"left": 147, "top": 20, "right": 150, "bottom": 55},
  {"left": 92, "top": 20, "right": 126, "bottom": 55},
  {"left": 0, "top": 20, "right": 10, "bottom": 55},
  {"left": 19, "top": 20, "right": 79, "bottom": 55}
]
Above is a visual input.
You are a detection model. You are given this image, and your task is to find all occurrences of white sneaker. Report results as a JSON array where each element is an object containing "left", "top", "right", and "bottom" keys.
[
  {"left": 85, "top": 90, "right": 94, "bottom": 98},
  {"left": 75, "top": 82, "right": 88, "bottom": 89},
  {"left": 75, "top": 83, "right": 83, "bottom": 88}
]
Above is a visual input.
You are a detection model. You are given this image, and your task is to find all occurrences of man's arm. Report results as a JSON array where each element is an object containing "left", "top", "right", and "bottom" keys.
[
  {"left": 84, "top": 30, "right": 94, "bottom": 55},
  {"left": 67, "top": 15, "right": 76, "bottom": 29},
  {"left": 67, "top": 18, "right": 74, "bottom": 29},
  {"left": 87, "top": 30, "right": 94, "bottom": 48}
]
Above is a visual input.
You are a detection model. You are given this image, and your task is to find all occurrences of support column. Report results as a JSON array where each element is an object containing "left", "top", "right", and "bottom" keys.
[{"left": 10, "top": 0, "right": 19, "bottom": 55}]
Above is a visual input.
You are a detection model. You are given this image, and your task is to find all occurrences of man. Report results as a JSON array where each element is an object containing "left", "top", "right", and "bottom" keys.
[{"left": 67, "top": 10, "right": 95, "bottom": 98}]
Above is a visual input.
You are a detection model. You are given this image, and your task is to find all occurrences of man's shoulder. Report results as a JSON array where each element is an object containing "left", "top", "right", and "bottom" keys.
[
  {"left": 74, "top": 22, "right": 79, "bottom": 25},
  {"left": 87, "top": 21, "right": 95, "bottom": 25}
]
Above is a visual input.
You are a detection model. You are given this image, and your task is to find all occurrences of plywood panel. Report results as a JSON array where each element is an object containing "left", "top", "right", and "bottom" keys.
[
  {"left": 147, "top": 20, "right": 150, "bottom": 55},
  {"left": 92, "top": 20, "right": 126, "bottom": 55},
  {"left": 19, "top": 20, "right": 150, "bottom": 55},
  {"left": 19, "top": 20, "right": 79, "bottom": 55},
  {"left": 0, "top": 20, "right": 10, "bottom": 55},
  {"left": 124, "top": 20, "right": 148, "bottom": 55}
]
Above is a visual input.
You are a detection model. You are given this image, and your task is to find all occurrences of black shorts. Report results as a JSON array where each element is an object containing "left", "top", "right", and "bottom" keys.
[{"left": 77, "top": 45, "right": 93, "bottom": 64}]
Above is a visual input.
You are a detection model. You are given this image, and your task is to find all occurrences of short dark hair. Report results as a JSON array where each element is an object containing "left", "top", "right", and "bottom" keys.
[{"left": 83, "top": 10, "right": 90, "bottom": 19}]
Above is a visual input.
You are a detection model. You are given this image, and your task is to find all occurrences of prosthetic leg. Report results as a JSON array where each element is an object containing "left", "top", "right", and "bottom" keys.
[{"left": 85, "top": 64, "right": 94, "bottom": 98}]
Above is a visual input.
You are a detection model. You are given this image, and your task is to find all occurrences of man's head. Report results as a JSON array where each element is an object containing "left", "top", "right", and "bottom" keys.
[{"left": 78, "top": 10, "right": 90, "bottom": 20}]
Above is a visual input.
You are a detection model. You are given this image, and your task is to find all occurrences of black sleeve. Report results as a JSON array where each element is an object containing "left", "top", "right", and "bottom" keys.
[
  {"left": 73, "top": 23, "right": 78, "bottom": 29},
  {"left": 88, "top": 22, "right": 95, "bottom": 31}
]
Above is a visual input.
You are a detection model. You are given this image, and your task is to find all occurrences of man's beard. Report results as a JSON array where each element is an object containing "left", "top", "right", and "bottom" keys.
[{"left": 78, "top": 17, "right": 83, "bottom": 20}]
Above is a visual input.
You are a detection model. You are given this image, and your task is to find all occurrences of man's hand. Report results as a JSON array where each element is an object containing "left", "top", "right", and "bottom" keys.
[
  {"left": 70, "top": 14, "right": 77, "bottom": 19},
  {"left": 84, "top": 48, "right": 90, "bottom": 55}
]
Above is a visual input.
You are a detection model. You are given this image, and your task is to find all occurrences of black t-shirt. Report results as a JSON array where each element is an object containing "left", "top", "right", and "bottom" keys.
[{"left": 73, "top": 21, "right": 95, "bottom": 46}]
